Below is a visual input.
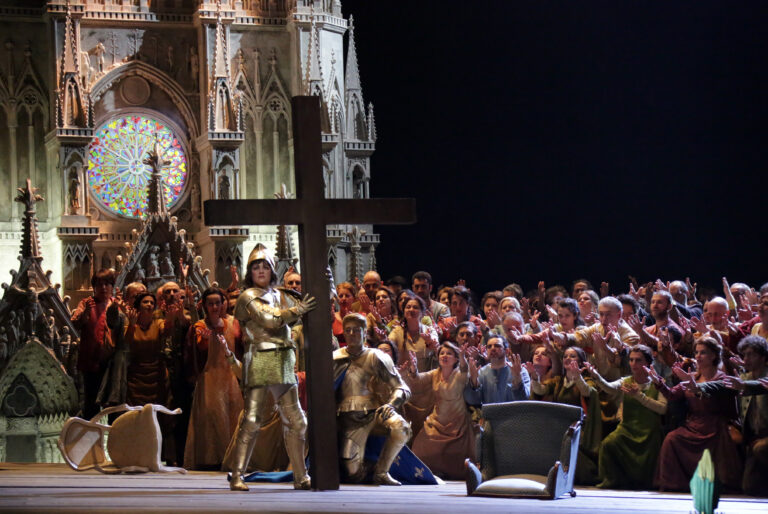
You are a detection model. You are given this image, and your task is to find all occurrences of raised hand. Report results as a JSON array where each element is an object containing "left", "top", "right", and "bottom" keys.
[
  {"left": 370, "top": 304, "right": 383, "bottom": 324},
  {"left": 545, "top": 304, "right": 558, "bottom": 323},
  {"left": 658, "top": 329, "right": 672, "bottom": 351},
  {"left": 584, "top": 312, "right": 597, "bottom": 325},
  {"left": 672, "top": 366, "right": 698, "bottom": 394},
  {"left": 216, "top": 334, "right": 233, "bottom": 358},
  {"left": 372, "top": 326, "right": 388, "bottom": 343},
  {"left": 296, "top": 294, "right": 318, "bottom": 316},
  {"left": 507, "top": 352, "right": 523, "bottom": 378},
  {"left": 627, "top": 314, "right": 647, "bottom": 336},
  {"left": 486, "top": 308, "right": 502, "bottom": 329},
  {"left": 227, "top": 264, "right": 239, "bottom": 290},
  {"left": 729, "top": 354, "right": 745, "bottom": 369},
  {"left": 592, "top": 330, "right": 617, "bottom": 356},
  {"left": 654, "top": 279, "right": 669, "bottom": 292},
  {"left": 198, "top": 326, "right": 213, "bottom": 341},
  {"left": 537, "top": 280, "right": 546, "bottom": 297},
  {"left": 455, "top": 279, "right": 467, "bottom": 288},
  {"left": 644, "top": 365, "right": 662, "bottom": 385},
  {"left": 126, "top": 306, "right": 139, "bottom": 325},
  {"left": 738, "top": 296, "right": 755, "bottom": 322},
  {"left": 519, "top": 296, "right": 529, "bottom": 315},
  {"left": 722, "top": 375, "right": 745, "bottom": 391},
  {"left": 600, "top": 281, "right": 610, "bottom": 298},
  {"left": 408, "top": 350, "right": 418, "bottom": 373},
  {"left": 709, "top": 329, "right": 724, "bottom": 346},
  {"left": 358, "top": 291, "right": 372, "bottom": 313},
  {"left": 529, "top": 310, "right": 541, "bottom": 329},
  {"left": 629, "top": 282, "right": 640, "bottom": 300},
  {"left": 523, "top": 361, "right": 539, "bottom": 382},
  {"left": 745, "top": 288, "right": 759, "bottom": 308},
  {"left": 467, "top": 350, "right": 479, "bottom": 383},
  {"left": 722, "top": 276, "right": 732, "bottom": 301},
  {"left": 442, "top": 318, "right": 458, "bottom": 337},
  {"left": 685, "top": 277, "right": 697, "bottom": 302},
  {"left": 423, "top": 329, "right": 439, "bottom": 351},
  {"left": 727, "top": 317, "right": 741, "bottom": 338},
  {"left": 690, "top": 316, "right": 708, "bottom": 334},
  {"left": 549, "top": 329, "right": 567, "bottom": 347},
  {"left": 564, "top": 360, "right": 581, "bottom": 381},
  {"left": 582, "top": 361, "right": 597, "bottom": 377},
  {"left": 620, "top": 382, "right": 640, "bottom": 397}
]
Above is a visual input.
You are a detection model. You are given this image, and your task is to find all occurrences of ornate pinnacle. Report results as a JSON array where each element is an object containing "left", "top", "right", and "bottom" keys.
[
  {"left": 15, "top": 178, "right": 44, "bottom": 260},
  {"left": 274, "top": 183, "right": 293, "bottom": 260},
  {"left": 143, "top": 138, "right": 170, "bottom": 216}
]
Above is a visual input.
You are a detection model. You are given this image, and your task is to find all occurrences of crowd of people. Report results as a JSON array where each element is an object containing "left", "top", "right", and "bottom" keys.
[{"left": 69, "top": 264, "right": 768, "bottom": 495}]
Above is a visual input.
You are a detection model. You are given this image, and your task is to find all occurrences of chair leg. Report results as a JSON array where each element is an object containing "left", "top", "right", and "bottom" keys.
[{"left": 465, "top": 459, "right": 482, "bottom": 496}]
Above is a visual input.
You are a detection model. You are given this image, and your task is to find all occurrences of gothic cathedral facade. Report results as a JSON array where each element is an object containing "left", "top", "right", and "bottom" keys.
[{"left": 0, "top": 0, "right": 378, "bottom": 304}]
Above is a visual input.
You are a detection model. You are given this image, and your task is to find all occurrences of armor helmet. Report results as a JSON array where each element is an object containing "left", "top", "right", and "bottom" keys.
[{"left": 246, "top": 243, "right": 277, "bottom": 285}]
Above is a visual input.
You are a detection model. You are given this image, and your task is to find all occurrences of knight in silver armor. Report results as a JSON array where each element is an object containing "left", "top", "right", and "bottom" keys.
[
  {"left": 333, "top": 313, "right": 412, "bottom": 485},
  {"left": 225, "top": 244, "right": 317, "bottom": 491}
]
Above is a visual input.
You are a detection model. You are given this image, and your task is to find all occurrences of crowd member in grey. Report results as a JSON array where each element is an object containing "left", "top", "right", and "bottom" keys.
[{"left": 464, "top": 335, "right": 530, "bottom": 405}]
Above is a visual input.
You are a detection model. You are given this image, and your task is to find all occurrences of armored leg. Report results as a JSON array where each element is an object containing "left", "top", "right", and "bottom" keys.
[
  {"left": 275, "top": 384, "right": 310, "bottom": 490},
  {"left": 339, "top": 412, "right": 376, "bottom": 483},
  {"left": 373, "top": 412, "right": 411, "bottom": 486},
  {"left": 228, "top": 387, "right": 266, "bottom": 491}
]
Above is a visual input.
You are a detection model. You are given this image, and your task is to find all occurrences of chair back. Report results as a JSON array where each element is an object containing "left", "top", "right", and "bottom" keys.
[{"left": 481, "top": 401, "right": 582, "bottom": 477}]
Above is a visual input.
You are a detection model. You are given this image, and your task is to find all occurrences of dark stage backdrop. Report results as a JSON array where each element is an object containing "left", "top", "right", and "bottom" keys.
[{"left": 342, "top": 1, "right": 768, "bottom": 297}]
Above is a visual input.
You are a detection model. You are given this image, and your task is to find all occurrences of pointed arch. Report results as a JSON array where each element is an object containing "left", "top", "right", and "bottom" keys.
[
  {"left": 90, "top": 60, "right": 199, "bottom": 139},
  {"left": 346, "top": 91, "right": 367, "bottom": 140}
]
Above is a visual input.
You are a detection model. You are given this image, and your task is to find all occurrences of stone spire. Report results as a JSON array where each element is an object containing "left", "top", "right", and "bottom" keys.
[
  {"left": 15, "top": 178, "right": 43, "bottom": 261},
  {"left": 305, "top": 13, "right": 324, "bottom": 97},
  {"left": 212, "top": 0, "right": 230, "bottom": 81},
  {"left": 345, "top": 15, "right": 362, "bottom": 93},
  {"left": 143, "top": 139, "right": 170, "bottom": 216},
  {"left": 274, "top": 184, "right": 297, "bottom": 279},
  {"left": 0, "top": 179, "right": 79, "bottom": 367},
  {"left": 367, "top": 102, "right": 376, "bottom": 141},
  {"left": 60, "top": 0, "right": 78, "bottom": 78}
]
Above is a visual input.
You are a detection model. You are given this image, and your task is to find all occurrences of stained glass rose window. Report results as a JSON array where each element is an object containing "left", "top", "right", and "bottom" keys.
[{"left": 87, "top": 115, "right": 187, "bottom": 219}]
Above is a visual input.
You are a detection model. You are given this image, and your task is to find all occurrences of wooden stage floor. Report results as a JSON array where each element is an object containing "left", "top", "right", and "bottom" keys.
[{"left": 0, "top": 463, "right": 766, "bottom": 513}]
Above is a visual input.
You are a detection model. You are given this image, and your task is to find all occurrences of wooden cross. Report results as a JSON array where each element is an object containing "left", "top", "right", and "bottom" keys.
[{"left": 204, "top": 96, "right": 417, "bottom": 490}]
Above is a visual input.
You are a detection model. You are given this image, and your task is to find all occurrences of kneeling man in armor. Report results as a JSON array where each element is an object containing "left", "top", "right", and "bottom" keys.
[{"left": 334, "top": 313, "right": 412, "bottom": 485}]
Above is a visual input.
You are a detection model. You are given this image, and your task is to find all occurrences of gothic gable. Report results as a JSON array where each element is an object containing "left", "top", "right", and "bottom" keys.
[{"left": 0, "top": 338, "right": 78, "bottom": 417}]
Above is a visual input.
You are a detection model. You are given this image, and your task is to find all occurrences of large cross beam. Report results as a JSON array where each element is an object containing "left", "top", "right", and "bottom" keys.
[{"left": 205, "top": 96, "right": 417, "bottom": 490}]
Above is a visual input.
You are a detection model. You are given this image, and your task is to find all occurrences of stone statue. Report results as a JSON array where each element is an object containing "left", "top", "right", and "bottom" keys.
[
  {"left": 160, "top": 242, "right": 174, "bottom": 277},
  {"left": 167, "top": 45, "right": 174, "bottom": 73},
  {"left": 218, "top": 174, "right": 231, "bottom": 200},
  {"left": 190, "top": 183, "right": 200, "bottom": 217},
  {"left": 68, "top": 167, "right": 81, "bottom": 215},
  {"left": 94, "top": 42, "right": 106, "bottom": 73},
  {"left": 146, "top": 245, "right": 160, "bottom": 278},
  {"left": 133, "top": 265, "right": 146, "bottom": 283},
  {"left": 189, "top": 46, "right": 199, "bottom": 80}
]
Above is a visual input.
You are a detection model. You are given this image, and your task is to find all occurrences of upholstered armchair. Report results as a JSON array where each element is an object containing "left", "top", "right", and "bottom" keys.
[{"left": 465, "top": 401, "right": 582, "bottom": 499}]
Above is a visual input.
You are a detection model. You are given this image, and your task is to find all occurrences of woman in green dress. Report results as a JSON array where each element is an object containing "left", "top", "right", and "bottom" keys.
[
  {"left": 530, "top": 345, "right": 602, "bottom": 485},
  {"left": 586, "top": 344, "right": 668, "bottom": 489}
]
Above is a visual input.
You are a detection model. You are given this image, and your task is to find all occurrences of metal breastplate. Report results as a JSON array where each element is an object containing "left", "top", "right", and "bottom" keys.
[{"left": 338, "top": 353, "right": 378, "bottom": 413}]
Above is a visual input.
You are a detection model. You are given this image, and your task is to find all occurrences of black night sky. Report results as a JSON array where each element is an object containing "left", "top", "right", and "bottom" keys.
[{"left": 342, "top": 1, "right": 768, "bottom": 298}]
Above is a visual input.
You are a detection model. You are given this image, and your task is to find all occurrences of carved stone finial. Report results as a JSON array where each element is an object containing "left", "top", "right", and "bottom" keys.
[
  {"left": 15, "top": 178, "right": 44, "bottom": 261},
  {"left": 142, "top": 137, "right": 170, "bottom": 216}
]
